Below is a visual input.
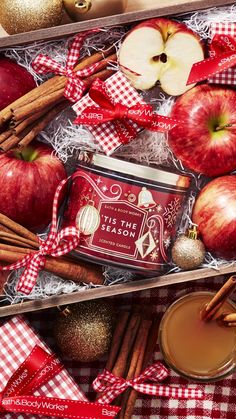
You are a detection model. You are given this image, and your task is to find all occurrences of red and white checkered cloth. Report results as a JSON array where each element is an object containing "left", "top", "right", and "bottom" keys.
[
  {"left": 0, "top": 315, "right": 87, "bottom": 419},
  {"left": 73, "top": 71, "right": 144, "bottom": 155},
  {"left": 209, "top": 22, "right": 236, "bottom": 85},
  {"left": 25, "top": 275, "right": 236, "bottom": 419}
]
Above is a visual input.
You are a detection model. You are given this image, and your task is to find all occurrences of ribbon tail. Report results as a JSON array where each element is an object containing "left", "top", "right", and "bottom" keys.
[
  {"left": 2, "top": 395, "right": 120, "bottom": 418},
  {"left": 97, "top": 384, "right": 127, "bottom": 405},
  {"left": 16, "top": 256, "right": 45, "bottom": 295},
  {"left": 134, "top": 384, "right": 204, "bottom": 400},
  {"left": 74, "top": 106, "right": 115, "bottom": 125},
  {"left": 115, "top": 120, "right": 137, "bottom": 144},
  {"left": 149, "top": 114, "right": 179, "bottom": 132},
  {"left": 32, "top": 55, "right": 66, "bottom": 76},
  {"left": 68, "top": 29, "right": 102, "bottom": 70},
  {"left": 187, "top": 50, "right": 236, "bottom": 85}
]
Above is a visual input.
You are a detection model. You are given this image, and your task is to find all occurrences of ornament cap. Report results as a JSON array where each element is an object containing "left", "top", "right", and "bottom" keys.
[{"left": 187, "top": 224, "right": 198, "bottom": 240}]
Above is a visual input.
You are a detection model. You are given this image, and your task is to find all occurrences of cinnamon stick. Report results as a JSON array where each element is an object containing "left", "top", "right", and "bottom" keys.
[
  {"left": 13, "top": 89, "right": 65, "bottom": 122},
  {"left": 142, "top": 314, "right": 160, "bottom": 369},
  {"left": 201, "top": 276, "right": 236, "bottom": 321},
  {"left": 0, "top": 125, "right": 34, "bottom": 152},
  {"left": 0, "top": 248, "right": 104, "bottom": 285},
  {"left": 0, "top": 213, "right": 38, "bottom": 244},
  {"left": 218, "top": 312, "right": 236, "bottom": 327},
  {"left": 0, "top": 47, "right": 115, "bottom": 127},
  {"left": 0, "top": 243, "right": 33, "bottom": 254},
  {"left": 119, "top": 319, "right": 152, "bottom": 419},
  {"left": 13, "top": 105, "right": 56, "bottom": 134},
  {"left": 0, "top": 128, "right": 13, "bottom": 144},
  {"left": 0, "top": 231, "right": 38, "bottom": 249},
  {"left": 112, "top": 313, "right": 141, "bottom": 379},
  {"left": 18, "top": 101, "right": 68, "bottom": 149},
  {"left": 106, "top": 310, "right": 130, "bottom": 372}
]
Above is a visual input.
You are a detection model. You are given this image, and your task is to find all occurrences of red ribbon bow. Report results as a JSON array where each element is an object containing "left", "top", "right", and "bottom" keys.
[
  {"left": 0, "top": 175, "right": 81, "bottom": 295},
  {"left": 187, "top": 34, "right": 236, "bottom": 85},
  {"left": 74, "top": 78, "right": 179, "bottom": 144},
  {"left": 93, "top": 362, "right": 204, "bottom": 405},
  {"left": 0, "top": 345, "right": 119, "bottom": 418},
  {"left": 32, "top": 30, "right": 102, "bottom": 103}
]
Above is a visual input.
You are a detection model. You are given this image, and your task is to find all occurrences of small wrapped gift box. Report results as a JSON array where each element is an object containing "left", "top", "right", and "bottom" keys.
[
  {"left": 0, "top": 315, "right": 87, "bottom": 419},
  {"left": 0, "top": 315, "right": 119, "bottom": 419},
  {"left": 73, "top": 72, "right": 178, "bottom": 155},
  {"left": 208, "top": 22, "right": 236, "bottom": 85}
]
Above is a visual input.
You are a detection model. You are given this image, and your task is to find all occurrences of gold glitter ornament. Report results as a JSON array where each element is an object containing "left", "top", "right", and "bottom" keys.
[
  {"left": 0, "top": 0, "right": 63, "bottom": 35},
  {"left": 53, "top": 300, "right": 115, "bottom": 362},
  {"left": 171, "top": 225, "right": 205, "bottom": 270},
  {"left": 63, "top": 0, "right": 127, "bottom": 22}
]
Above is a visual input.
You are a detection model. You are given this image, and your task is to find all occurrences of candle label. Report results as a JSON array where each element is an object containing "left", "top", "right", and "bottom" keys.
[{"left": 63, "top": 165, "right": 189, "bottom": 272}]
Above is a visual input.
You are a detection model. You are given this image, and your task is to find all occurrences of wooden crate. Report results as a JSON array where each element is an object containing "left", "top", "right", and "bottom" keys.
[
  {"left": 0, "top": 0, "right": 235, "bottom": 317},
  {"left": 0, "top": 0, "right": 234, "bottom": 47}
]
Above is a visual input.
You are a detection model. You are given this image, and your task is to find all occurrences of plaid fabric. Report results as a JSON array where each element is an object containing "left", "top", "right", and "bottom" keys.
[
  {"left": 73, "top": 71, "right": 144, "bottom": 155},
  {"left": 0, "top": 316, "right": 87, "bottom": 419},
  {"left": 32, "top": 30, "right": 102, "bottom": 103},
  {"left": 25, "top": 275, "right": 236, "bottom": 419},
  {"left": 209, "top": 22, "right": 236, "bottom": 85},
  {"left": 0, "top": 176, "right": 81, "bottom": 295}
]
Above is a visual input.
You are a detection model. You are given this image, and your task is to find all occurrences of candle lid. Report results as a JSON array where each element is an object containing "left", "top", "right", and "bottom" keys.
[{"left": 91, "top": 154, "right": 190, "bottom": 189}]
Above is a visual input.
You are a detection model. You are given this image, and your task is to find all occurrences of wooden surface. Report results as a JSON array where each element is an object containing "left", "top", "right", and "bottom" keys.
[
  {"left": 0, "top": 0, "right": 234, "bottom": 47},
  {"left": 0, "top": 263, "right": 235, "bottom": 317}
]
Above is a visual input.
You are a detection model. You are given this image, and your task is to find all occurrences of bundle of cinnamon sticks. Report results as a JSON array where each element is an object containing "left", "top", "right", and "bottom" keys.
[
  {"left": 0, "top": 46, "right": 116, "bottom": 152},
  {"left": 100, "top": 307, "right": 159, "bottom": 418},
  {"left": 0, "top": 212, "right": 103, "bottom": 287}
]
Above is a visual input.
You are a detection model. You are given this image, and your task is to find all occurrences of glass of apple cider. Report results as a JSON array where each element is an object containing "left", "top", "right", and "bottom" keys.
[{"left": 159, "top": 292, "right": 236, "bottom": 382}]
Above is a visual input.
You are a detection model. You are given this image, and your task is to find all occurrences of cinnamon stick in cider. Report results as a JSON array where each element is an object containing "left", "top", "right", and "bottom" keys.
[
  {"left": 218, "top": 312, "right": 236, "bottom": 327},
  {"left": 201, "top": 276, "right": 236, "bottom": 321}
]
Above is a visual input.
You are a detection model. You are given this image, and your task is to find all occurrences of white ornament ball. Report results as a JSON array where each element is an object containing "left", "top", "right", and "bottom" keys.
[{"left": 76, "top": 204, "right": 100, "bottom": 235}]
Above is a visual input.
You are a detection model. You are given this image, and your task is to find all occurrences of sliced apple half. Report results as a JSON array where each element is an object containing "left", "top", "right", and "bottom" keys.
[{"left": 119, "top": 18, "right": 204, "bottom": 96}]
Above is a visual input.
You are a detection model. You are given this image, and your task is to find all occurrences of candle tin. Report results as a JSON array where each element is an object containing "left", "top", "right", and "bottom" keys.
[{"left": 63, "top": 154, "right": 191, "bottom": 273}]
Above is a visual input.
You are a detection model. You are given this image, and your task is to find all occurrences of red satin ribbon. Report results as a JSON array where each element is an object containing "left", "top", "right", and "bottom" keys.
[
  {"left": 0, "top": 345, "right": 120, "bottom": 418},
  {"left": 74, "top": 78, "right": 179, "bottom": 144},
  {"left": 187, "top": 34, "right": 236, "bottom": 85}
]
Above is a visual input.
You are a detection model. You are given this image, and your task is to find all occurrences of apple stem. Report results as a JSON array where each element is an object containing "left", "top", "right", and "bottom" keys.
[{"left": 215, "top": 123, "right": 234, "bottom": 131}]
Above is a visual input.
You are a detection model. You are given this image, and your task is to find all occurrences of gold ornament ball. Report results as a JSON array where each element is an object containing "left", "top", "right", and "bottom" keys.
[
  {"left": 171, "top": 235, "right": 205, "bottom": 270},
  {"left": 0, "top": 0, "right": 63, "bottom": 35},
  {"left": 53, "top": 300, "right": 115, "bottom": 362},
  {"left": 63, "top": 0, "right": 127, "bottom": 22}
]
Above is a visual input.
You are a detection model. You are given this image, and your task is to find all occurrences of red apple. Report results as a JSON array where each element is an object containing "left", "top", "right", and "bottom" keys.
[
  {"left": 119, "top": 18, "right": 204, "bottom": 95},
  {"left": 192, "top": 175, "right": 236, "bottom": 260},
  {"left": 168, "top": 84, "right": 236, "bottom": 177},
  {"left": 0, "top": 141, "right": 66, "bottom": 231},
  {"left": 0, "top": 57, "right": 36, "bottom": 111}
]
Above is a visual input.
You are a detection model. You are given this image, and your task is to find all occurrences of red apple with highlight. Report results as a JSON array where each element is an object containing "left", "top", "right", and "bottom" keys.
[
  {"left": 0, "top": 141, "right": 66, "bottom": 231},
  {"left": 192, "top": 175, "right": 236, "bottom": 260},
  {"left": 168, "top": 84, "right": 236, "bottom": 177}
]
